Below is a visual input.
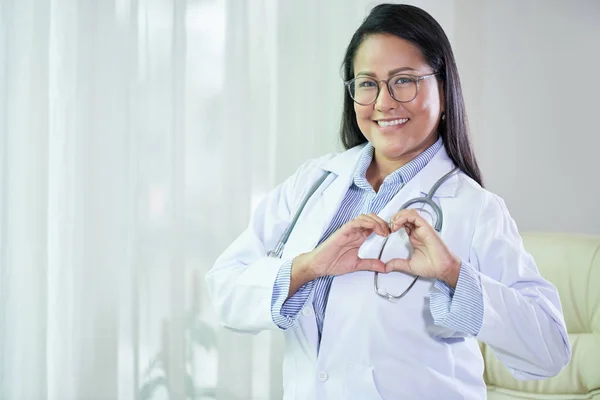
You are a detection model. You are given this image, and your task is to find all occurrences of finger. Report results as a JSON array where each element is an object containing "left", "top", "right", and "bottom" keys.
[
  {"left": 390, "top": 209, "right": 427, "bottom": 233},
  {"left": 385, "top": 258, "right": 412, "bottom": 274},
  {"left": 351, "top": 215, "right": 379, "bottom": 234},
  {"left": 367, "top": 212, "right": 392, "bottom": 236},
  {"left": 356, "top": 258, "right": 387, "bottom": 274},
  {"left": 354, "top": 214, "right": 390, "bottom": 237}
]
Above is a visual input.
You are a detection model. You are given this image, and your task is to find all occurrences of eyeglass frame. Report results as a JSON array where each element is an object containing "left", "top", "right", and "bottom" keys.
[{"left": 343, "top": 72, "right": 441, "bottom": 106}]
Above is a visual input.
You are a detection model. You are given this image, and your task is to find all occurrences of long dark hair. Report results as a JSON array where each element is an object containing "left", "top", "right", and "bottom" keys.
[{"left": 340, "top": 3, "right": 483, "bottom": 186}]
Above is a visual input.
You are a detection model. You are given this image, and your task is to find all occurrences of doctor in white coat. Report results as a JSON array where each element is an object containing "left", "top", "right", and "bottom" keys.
[{"left": 206, "top": 4, "right": 571, "bottom": 399}]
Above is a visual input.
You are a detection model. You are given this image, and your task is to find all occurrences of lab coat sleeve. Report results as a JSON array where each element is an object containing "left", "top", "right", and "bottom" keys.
[
  {"left": 205, "top": 157, "right": 329, "bottom": 334},
  {"left": 429, "top": 262, "right": 484, "bottom": 336},
  {"left": 271, "top": 260, "right": 315, "bottom": 329},
  {"left": 470, "top": 192, "right": 571, "bottom": 379}
]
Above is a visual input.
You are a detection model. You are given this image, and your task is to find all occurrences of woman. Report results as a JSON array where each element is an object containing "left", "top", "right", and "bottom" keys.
[{"left": 206, "top": 4, "right": 570, "bottom": 399}]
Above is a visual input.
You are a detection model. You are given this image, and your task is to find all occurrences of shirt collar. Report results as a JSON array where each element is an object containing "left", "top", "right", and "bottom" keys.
[{"left": 353, "top": 137, "right": 443, "bottom": 190}]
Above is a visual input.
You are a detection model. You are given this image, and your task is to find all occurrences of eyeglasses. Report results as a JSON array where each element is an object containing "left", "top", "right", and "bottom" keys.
[{"left": 344, "top": 72, "right": 440, "bottom": 105}]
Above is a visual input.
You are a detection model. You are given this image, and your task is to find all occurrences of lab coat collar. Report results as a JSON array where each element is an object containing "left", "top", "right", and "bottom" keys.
[
  {"left": 322, "top": 142, "right": 459, "bottom": 198},
  {"left": 322, "top": 143, "right": 367, "bottom": 176}
]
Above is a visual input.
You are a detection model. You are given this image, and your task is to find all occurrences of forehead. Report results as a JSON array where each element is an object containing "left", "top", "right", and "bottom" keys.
[{"left": 353, "top": 34, "right": 428, "bottom": 74}]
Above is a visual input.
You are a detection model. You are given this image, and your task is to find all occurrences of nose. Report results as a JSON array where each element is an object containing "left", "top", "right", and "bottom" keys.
[{"left": 374, "top": 81, "right": 396, "bottom": 112}]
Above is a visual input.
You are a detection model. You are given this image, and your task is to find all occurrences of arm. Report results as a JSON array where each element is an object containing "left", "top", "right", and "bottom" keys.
[
  {"left": 270, "top": 256, "right": 317, "bottom": 330},
  {"left": 430, "top": 193, "right": 571, "bottom": 379},
  {"left": 205, "top": 161, "right": 326, "bottom": 334}
]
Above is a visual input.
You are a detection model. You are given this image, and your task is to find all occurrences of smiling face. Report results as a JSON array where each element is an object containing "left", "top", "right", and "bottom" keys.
[{"left": 352, "top": 34, "right": 444, "bottom": 170}]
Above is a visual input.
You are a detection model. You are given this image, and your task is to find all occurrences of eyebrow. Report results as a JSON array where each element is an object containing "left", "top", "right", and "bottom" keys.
[{"left": 355, "top": 67, "right": 417, "bottom": 77}]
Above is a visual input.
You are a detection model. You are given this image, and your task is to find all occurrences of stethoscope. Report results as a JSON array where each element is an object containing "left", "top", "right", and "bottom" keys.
[{"left": 268, "top": 166, "right": 459, "bottom": 301}]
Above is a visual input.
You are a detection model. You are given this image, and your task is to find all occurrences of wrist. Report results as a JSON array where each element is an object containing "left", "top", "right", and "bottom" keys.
[
  {"left": 441, "top": 256, "right": 461, "bottom": 289},
  {"left": 292, "top": 252, "right": 319, "bottom": 283}
]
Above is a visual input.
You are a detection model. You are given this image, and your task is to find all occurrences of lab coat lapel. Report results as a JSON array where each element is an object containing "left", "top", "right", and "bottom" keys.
[
  {"left": 377, "top": 146, "right": 458, "bottom": 221},
  {"left": 283, "top": 144, "right": 458, "bottom": 261},
  {"left": 416, "top": 146, "right": 458, "bottom": 198},
  {"left": 281, "top": 145, "right": 366, "bottom": 259},
  {"left": 358, "top": 146, "right": 458, "bottom": 258}
]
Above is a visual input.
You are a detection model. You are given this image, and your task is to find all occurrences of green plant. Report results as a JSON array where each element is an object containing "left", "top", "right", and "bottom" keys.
[{"left": 140, "top": 272, "right": 217, "bottom": 400}]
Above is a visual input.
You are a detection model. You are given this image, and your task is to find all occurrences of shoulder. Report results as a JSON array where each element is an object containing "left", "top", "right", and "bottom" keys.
[
  {"left": 456, "top": 173, "right": 506, "bottom": 208},
  {"left": 455, "top": 172, "right": 518, "bottom": 236},
  {"left": 281, "top": 145, "right": 364, "bottom": 207},
  {"left": 284, "top": 153, "right": 338, "bottom": 195},
  {"left": 289, "top": 144, "right": 365, "bottom": 184},
  {"left": 294, "top": 152, "right": 340, "bottom": 177},
  {"left": 273, "top": 152, "right": 339, "bottom": 207}
]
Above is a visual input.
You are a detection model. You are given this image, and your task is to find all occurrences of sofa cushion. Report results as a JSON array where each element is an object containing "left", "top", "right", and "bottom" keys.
[{"left": 481, "top": 232, "right": 600, "bottom": 398}]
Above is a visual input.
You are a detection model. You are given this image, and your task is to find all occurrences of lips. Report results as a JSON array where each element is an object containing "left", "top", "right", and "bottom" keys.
[{"left": 376, "top": 118, "right": 409, "bottom": 127}]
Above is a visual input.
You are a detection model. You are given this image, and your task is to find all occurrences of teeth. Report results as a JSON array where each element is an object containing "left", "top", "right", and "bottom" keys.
[{"left": 377, "top": 118, "right": 408, "bottom": 127}]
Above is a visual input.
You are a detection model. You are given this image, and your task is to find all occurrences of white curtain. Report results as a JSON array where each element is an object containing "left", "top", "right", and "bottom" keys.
[
  {"left": 0, "top": 0, "right": 370, "bottom": 398},
  {"left": 1, "top": 0, "right": 266, "bottom": 398},
  {"left": 6, "top": 0, "right": 571, "bottom": 398}
]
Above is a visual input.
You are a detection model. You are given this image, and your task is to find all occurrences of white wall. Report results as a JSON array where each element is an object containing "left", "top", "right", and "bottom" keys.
[
  {"left": 455, "top": 0, "right": 600, "bottom": 235},
  {"left": 273, "top": 0, "right": 600, "bottom": 236}
]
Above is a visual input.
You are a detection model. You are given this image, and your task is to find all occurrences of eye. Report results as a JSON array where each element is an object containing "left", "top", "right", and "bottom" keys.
[
  {"left": 393, "top": 76, "right": 413, "bottom": 85},
  {"left": 357, "top": 79, "right": 377, "bottom": 88}
]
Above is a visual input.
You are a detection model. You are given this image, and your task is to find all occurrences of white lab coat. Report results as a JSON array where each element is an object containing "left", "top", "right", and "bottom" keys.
[{"left": 206, "top": 144, "right": 571, "bottom": 400}]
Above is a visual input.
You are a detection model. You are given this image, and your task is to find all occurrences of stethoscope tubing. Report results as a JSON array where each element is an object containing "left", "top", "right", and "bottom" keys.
[{"left": 269, "top": 166, "right": 459, "bottom": 301}]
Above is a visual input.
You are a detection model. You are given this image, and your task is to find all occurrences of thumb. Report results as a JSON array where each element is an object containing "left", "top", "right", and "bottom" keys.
[
  {"left": 385, "top": 258, "right": 411, "bottom": 273},
  {"left": 356, "top": 258, "right": 386, "bottom": 273}
]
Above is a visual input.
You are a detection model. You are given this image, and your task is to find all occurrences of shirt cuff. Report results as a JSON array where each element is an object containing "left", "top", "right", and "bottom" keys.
[
  {"left": 270, "top": 260, "right": 314, "bottom": 330},
  {"left": 429, "top": 261, "right": 484, "bottom": 336}
]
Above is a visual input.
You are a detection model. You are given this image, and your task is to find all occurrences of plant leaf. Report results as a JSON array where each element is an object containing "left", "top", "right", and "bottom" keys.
[
  {"left": 195, "top": 386, "right": 217, "bottom": 397},
  {"left": 190, "top": 319, "right": 217, "bottom": 351},
  {"left": 139, "top": 376, "right": 168, "bottom": 400},
  {"left": 143, "top": 354, "right": 164, "bottom": 377},
  {"left": 185, "top": 374, "right": 196, "bottom": 399}
]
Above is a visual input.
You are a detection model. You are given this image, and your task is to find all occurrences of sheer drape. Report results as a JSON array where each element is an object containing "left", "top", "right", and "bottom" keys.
[
  {"left": 1, "top": 0, "right": 458, "bottom": 399},
  {"left": 0, "top": 0, "right": 358, "bottom": 398},
  {"left": 0, "top": 0, "right": 277, "bottom": 398}
]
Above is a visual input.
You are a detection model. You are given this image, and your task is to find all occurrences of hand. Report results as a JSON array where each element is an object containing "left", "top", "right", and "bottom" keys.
[
  {"left": 304, "top": 213, "right": 391, "bottom": 278},
  {"left": 385, "top": 209, "right": 461, "bottom": 287}
]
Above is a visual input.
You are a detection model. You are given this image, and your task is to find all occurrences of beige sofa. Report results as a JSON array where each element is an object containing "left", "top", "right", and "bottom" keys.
[{"left": 481, "top": 232, "right": 600, "bottom": 399}]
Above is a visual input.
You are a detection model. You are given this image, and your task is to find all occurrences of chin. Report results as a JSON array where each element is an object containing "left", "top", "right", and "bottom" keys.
[
  {"left": 373, "top": 131, "right": 437, "bottom": 156},
  {"left": 374, "top": 136, "right": 415, "bottom": 155}
]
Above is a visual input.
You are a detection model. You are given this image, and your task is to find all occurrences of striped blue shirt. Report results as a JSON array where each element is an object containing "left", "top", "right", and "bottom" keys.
[{"left": 270, "top": 138, "right": 484, "bottom": 339}]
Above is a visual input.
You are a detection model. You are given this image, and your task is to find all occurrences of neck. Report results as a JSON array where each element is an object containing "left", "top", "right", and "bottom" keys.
[
  {"left": 366, "top": 153, "right": 414, "bottom": 192},
  {"left": 366, "top": 136, "right": 438, "bottom": 192}
]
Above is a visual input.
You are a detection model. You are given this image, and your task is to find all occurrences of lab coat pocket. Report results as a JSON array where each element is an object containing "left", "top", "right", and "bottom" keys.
[{"left": 343, "top": 364, "right": 384, "bottom": 400}]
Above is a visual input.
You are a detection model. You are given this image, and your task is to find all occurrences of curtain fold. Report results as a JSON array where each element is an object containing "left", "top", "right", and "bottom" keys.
[
  {"left": 1, "top": 0, "right": 51, "bottom": 397},
  {"left": 0, "top": 0, "right": 387, "bottom": 399}
]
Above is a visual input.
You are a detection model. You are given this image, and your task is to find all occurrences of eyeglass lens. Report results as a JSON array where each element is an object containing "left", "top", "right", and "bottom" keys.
[{"left": 348, "top": 75, "right": 418, "bottom": 104}]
